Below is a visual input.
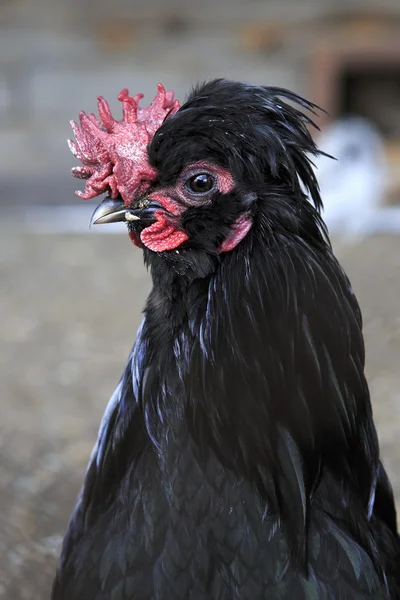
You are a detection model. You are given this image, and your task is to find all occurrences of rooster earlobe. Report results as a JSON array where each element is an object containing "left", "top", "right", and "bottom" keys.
[{"left": 219, "top": 214, "right": 253, "bottom": 253}]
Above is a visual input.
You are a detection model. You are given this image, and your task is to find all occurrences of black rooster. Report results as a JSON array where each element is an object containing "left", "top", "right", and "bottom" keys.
[{"left": 53, "top": 79, "right": 400, "bottom": 599}]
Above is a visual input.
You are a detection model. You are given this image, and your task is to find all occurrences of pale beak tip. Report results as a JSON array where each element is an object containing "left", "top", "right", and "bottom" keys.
[
  {"left": 89, "top": 213, "right": 102, "bottom": 228},
  {"left": 125, "top": 213, "right": 140, "bottom": 221}
]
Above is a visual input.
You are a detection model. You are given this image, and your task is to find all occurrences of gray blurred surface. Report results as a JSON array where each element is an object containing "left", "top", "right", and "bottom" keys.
[{"left": 0, "top": 229, "right": 400, "bottom": 598}]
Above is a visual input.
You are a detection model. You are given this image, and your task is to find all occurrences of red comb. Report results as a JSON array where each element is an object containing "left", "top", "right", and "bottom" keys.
[{"left": 68, "top": 84, "right": 180, "bottom": 205}]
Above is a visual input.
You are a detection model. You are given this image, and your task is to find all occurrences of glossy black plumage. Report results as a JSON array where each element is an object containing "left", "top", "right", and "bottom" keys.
[{"left": 53, "top": 80, "right": 400, "bottom": 599}]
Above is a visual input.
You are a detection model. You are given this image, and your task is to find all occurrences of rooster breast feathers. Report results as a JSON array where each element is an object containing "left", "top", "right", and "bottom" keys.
[{"left": 53, "top": 79, "right": 400, "bottom": 599}]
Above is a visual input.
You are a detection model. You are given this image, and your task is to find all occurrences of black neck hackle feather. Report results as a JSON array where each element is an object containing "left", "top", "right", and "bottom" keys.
[{"left": 53, "top": 79, "right": 400, "bottom": 600}]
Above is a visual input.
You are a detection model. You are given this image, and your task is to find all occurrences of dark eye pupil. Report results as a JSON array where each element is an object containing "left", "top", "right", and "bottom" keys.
[{"left": 188, "top": 173, "right": 214, "bottom": 194}]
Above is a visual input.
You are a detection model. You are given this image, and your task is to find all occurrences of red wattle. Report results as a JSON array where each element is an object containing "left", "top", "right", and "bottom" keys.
[
  {"left": 128, "top": 230, "right": 143, "bottom": 248},
  {"left": 140, "top": 211, "right": 188, "bottom": 252}
]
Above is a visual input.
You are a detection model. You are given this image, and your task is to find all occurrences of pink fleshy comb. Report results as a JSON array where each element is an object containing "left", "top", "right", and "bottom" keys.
[{"left": 68, "top": 84, "right": 180, "bottom": 205}]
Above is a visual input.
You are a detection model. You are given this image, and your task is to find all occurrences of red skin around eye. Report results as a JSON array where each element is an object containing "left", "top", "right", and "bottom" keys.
[
  {"left": 176, "top": 161, "right": 235, "bottom": 202},
  {"left": 147, "top": 192, "right": 185, "bottom": 216}
]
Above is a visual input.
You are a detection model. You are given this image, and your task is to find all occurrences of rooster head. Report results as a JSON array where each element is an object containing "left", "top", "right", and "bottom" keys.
[{"left": 70, "top": 79, "right": 325, "bottom": 263}]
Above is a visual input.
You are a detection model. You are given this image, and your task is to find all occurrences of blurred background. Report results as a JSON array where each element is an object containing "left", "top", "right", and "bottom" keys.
[{"left": 1, "top": 0, "right": 400, "bottom": 597}]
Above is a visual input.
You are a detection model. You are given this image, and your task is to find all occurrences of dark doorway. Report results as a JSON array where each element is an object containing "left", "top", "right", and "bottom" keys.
[{"left": 339, "top": 67, "right": 400, "bottom": 139}]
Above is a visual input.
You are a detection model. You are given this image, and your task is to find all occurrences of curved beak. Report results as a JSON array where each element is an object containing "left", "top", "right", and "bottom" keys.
[
  {"left": 90, "top": 197, "right": 164, "bottom": 228},
  {"left": 90, "top": 197, "right": 139, "bottom": 227},
  {"left": 89, "top": 198, "right": 165, "bottom": 227}
]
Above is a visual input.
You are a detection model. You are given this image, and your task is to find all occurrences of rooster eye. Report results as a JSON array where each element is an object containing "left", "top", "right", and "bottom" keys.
[{"left": 186, "top": 173, "right": 215, "bottom": 194}]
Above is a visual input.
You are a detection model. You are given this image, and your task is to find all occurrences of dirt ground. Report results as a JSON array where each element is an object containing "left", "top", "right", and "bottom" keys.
[{"left": 1, "top": 229, "right": 400, "bottom": 599}]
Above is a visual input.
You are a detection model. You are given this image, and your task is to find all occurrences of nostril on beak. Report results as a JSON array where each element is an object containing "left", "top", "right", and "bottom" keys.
[
  {"left": 125, "top": 199, "right": 165, "bottom": 224},
  {"left": 133, "top": 198, "right": 164, "bottom": 212}
]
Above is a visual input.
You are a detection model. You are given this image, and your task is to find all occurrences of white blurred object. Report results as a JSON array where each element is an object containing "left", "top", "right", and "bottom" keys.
[{"left": 314, "top": 116, "right": 400, "bottom": 238}]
